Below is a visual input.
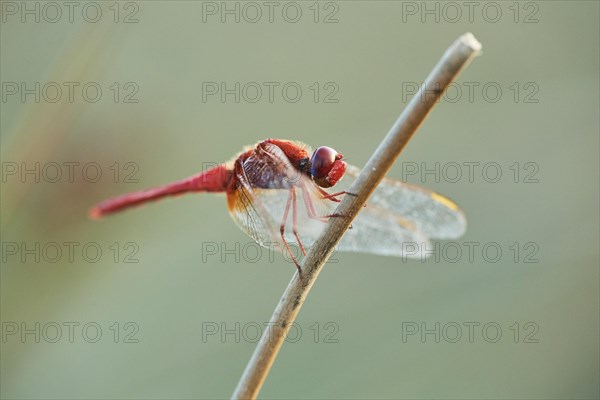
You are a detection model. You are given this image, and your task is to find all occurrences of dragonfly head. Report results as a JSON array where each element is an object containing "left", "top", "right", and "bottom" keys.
[{"left": 310, "top": 146, "right": 347, "bottom": 188}]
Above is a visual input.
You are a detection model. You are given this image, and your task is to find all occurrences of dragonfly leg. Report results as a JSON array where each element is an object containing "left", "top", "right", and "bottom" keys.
[
  {"left": 317, "top": 187, "right": 365, "bottom": 208},
  {"left": 301, "top": 187, "right": 354, "bottom": 229},
  {"left": 317, "top": 187, "right": 358, "bottom": 203},
  {"left": 280, "top": 188, "right": 303, "bottom": 278},
  {"left": 321, "top": 213, "right": 354, "bottom": 229},
  {"left": 301, "top": 187, "right": 329, "bottom": 223},
  {"left": 324, "top": 213, "right": 350, "bottom": 218},
  {"left": 291, "top": 187, "right": 307, "bottom": 256}
]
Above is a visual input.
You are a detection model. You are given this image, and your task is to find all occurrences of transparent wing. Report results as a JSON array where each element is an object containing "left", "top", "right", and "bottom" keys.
[
  {"left": 227, "top": 175, "right": 276, "bottom": 248},
  {"left": 338, "top": 165, "right": 467, "bottom": 240},
  {"left": 227, "top": 151, "right": 466, "bottom": 259},
  {"left": 337, "top": 206, "right": 432, "bottom": 258},
  {"left": 321, "top": 165, "right": 466, "bottom": 258}
]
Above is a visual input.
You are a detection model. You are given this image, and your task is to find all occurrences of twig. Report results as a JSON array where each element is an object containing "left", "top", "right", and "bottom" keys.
[{"left": 231, "top": 33, "right": 482, "bottom": 400}]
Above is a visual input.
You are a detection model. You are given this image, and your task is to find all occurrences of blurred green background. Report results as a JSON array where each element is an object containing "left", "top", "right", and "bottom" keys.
[{"left": 1, "top": 1, "right": 598, "bottom": 399}]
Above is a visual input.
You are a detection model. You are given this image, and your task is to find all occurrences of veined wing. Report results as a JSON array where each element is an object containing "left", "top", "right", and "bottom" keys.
[
  {"left": 228, "top": 153, "right": 466, "bottom": 259},
  {"left": 227, "top": 172, "right": 276, "bottom": 248},
  {"left": 325, "top": 165, "right": 466, "bottom": 258}
]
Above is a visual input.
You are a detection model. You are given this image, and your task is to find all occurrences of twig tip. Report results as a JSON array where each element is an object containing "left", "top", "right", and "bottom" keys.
[{"left": 460, "top": 32, "right": 482, "bottom": 52}]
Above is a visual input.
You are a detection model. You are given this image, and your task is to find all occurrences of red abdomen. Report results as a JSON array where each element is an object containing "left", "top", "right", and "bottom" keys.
[{"left": 90, "top": 164, "right": 232, "bottom": 218}]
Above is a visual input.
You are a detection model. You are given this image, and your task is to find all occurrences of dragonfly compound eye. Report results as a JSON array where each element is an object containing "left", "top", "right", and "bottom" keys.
[{"left": 310, "top": 146, "right": 346, "bottom": 188}]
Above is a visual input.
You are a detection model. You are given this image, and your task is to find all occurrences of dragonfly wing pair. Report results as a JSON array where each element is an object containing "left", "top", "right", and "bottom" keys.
[{"left": 227, "top": 146, "right": 466, "bottom": 259}]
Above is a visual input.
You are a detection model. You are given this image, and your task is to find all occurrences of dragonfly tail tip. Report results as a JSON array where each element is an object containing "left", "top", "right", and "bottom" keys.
[{"left": 88, "top": 207, "right": 103, "bottom": 220}]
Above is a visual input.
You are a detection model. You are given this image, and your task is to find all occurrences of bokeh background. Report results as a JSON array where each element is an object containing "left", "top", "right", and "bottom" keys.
[{"left": 1, "top": 1, "right": 598, "bottom": 399}]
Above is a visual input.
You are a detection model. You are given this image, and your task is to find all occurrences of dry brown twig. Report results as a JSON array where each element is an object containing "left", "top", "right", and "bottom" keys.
[{"left": 231, "top": 32, "right": 482, "bottom": 400}]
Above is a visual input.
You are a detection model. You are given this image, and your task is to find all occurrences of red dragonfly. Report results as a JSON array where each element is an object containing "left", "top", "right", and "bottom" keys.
[{"left": 90, "top": 139, "right": 466, "bottom": 275}]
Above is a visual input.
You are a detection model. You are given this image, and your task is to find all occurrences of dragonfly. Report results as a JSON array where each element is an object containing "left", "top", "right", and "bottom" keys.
[{"left": 90, "top": 139, "right": 466, "bottom": 275}]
